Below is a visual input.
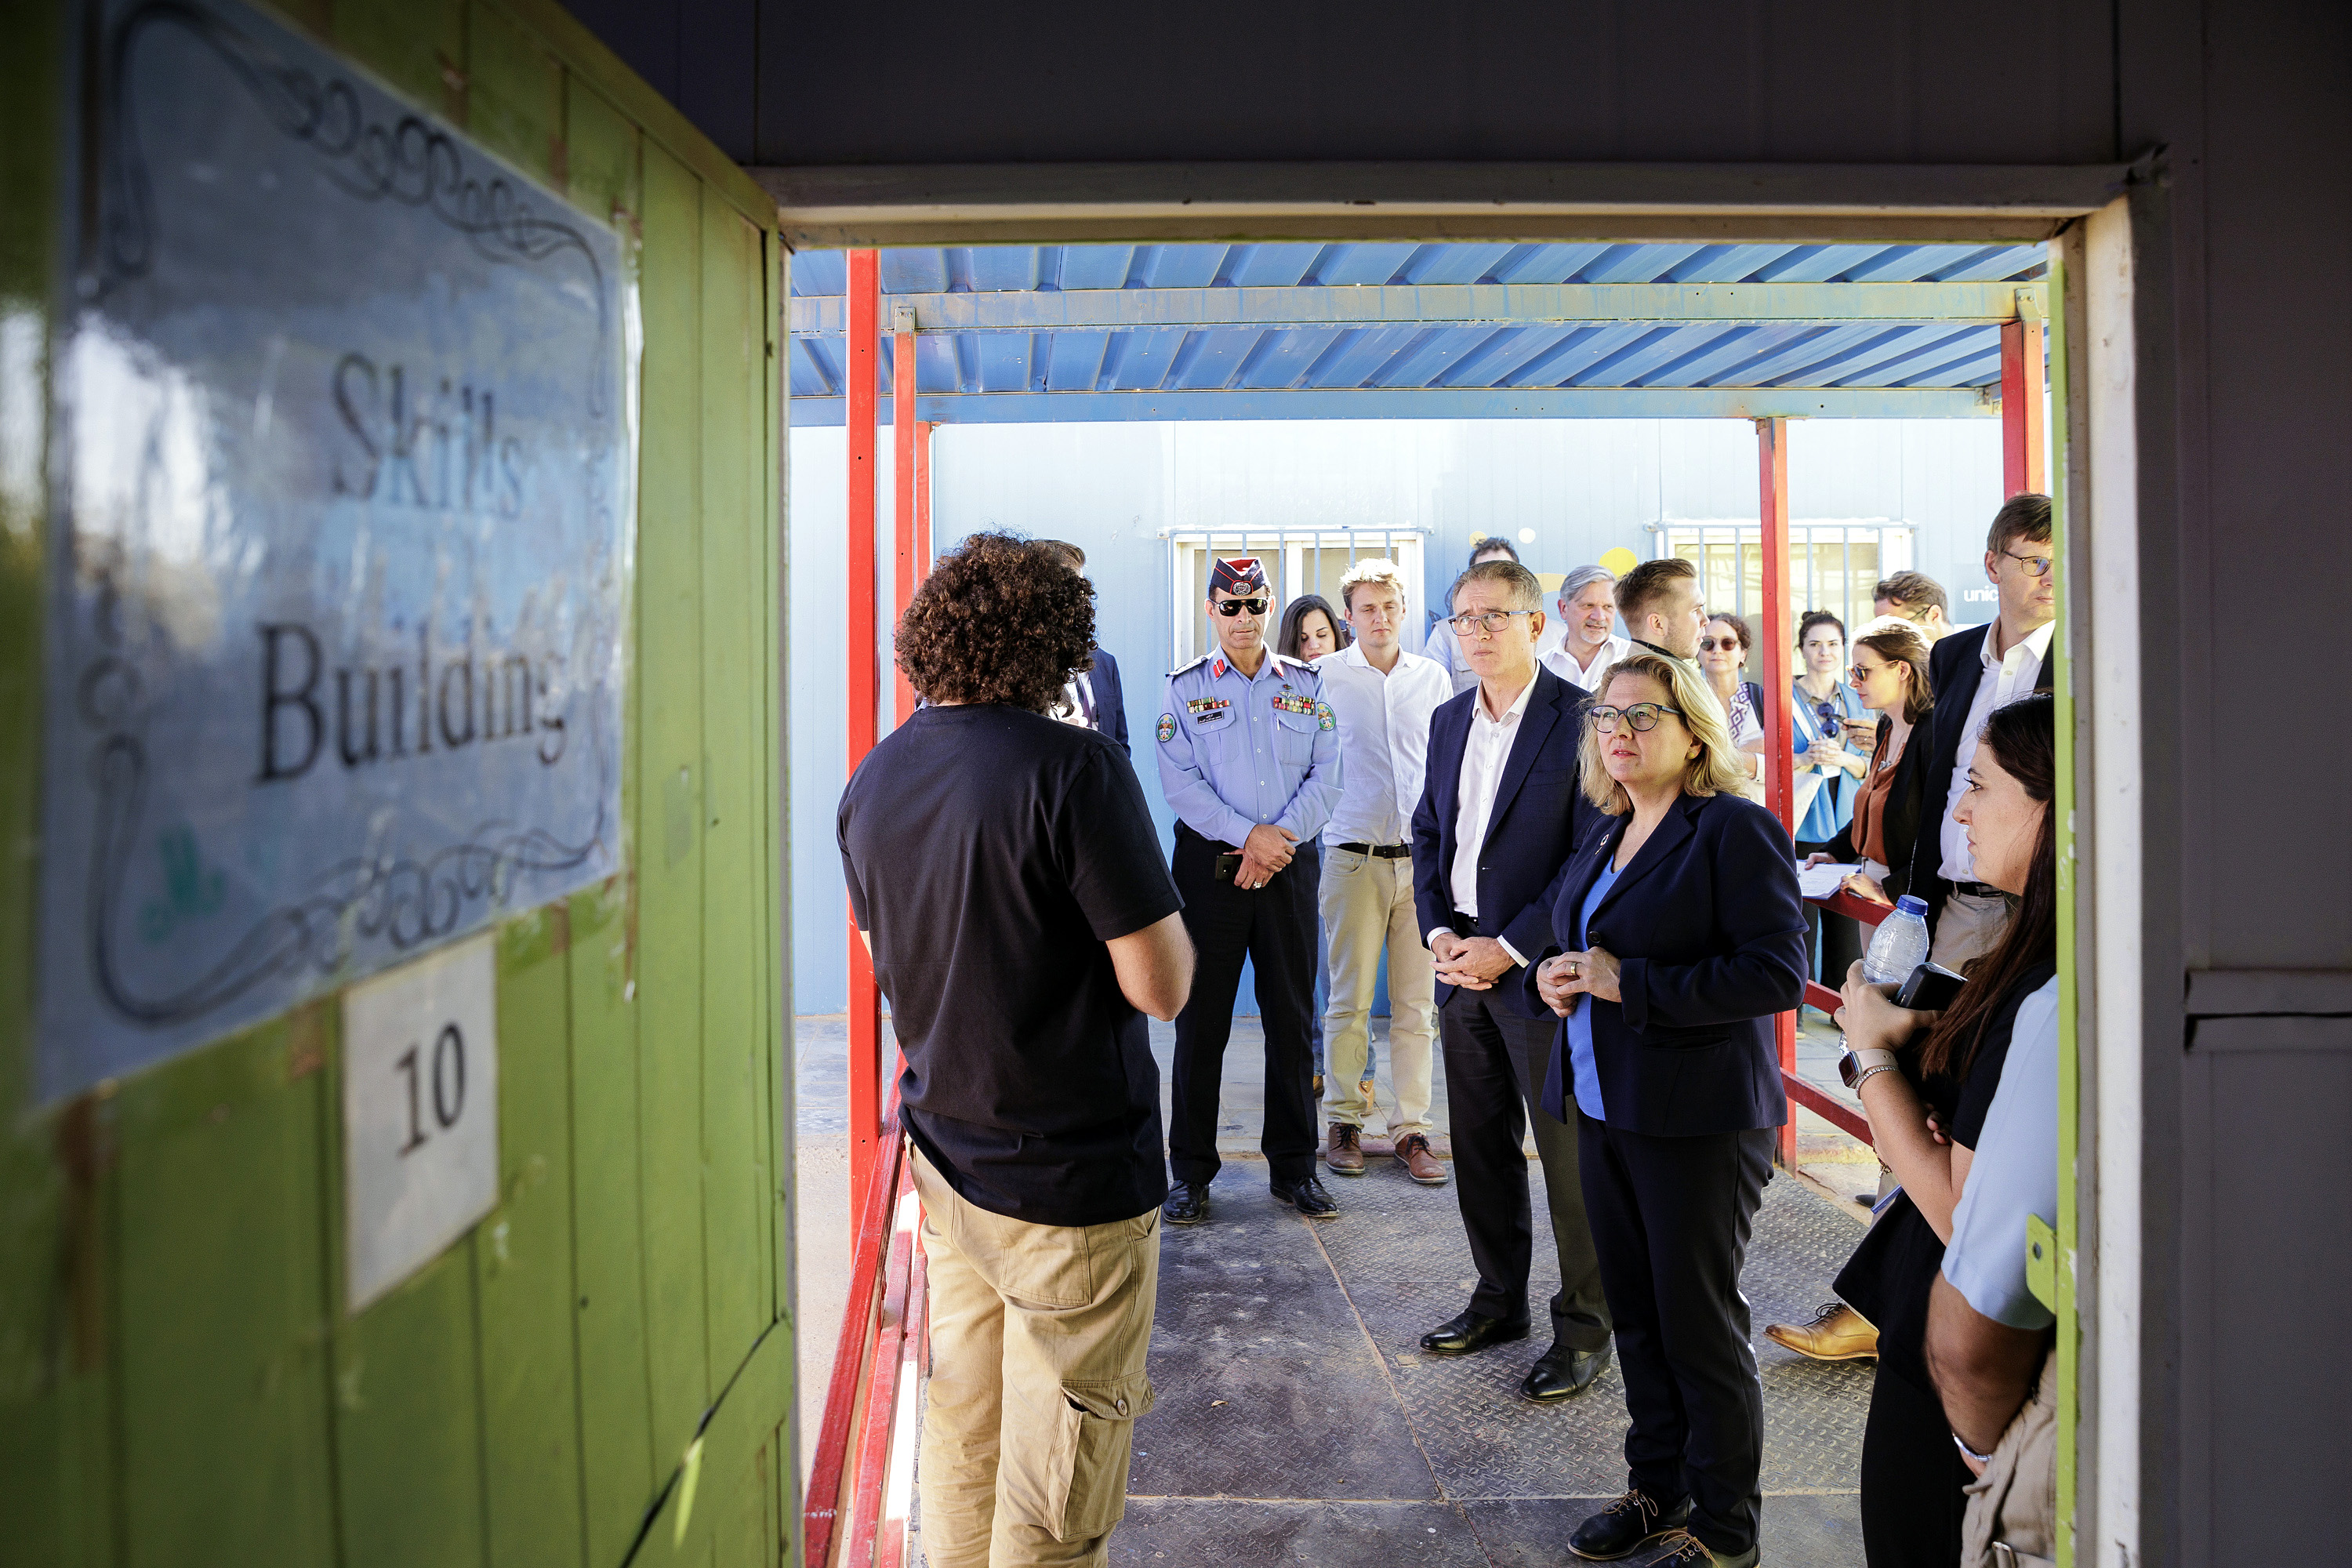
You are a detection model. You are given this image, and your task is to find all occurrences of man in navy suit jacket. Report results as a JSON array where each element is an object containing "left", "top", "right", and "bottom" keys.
[
  {"left": 1901, "top": 494, "right": 2055, "bottom": 964},
  {"left": 1044, "top": 541, "right": 1130, "bottom": 756},
  {"left": 1406, "top": 558, "right": 1614, "bottom": 1403},
  {"left": 1087, "top": 646, "right": 1129, "bottom": 756}
]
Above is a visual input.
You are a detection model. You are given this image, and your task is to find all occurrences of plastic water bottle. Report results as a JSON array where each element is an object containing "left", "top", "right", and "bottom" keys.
[{"left": 1862, "top": 895, "right": 1933, "bottom": 986}]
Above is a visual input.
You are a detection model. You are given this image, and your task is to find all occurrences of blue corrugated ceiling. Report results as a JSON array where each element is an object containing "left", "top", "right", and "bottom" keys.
[{"left": 786, "top": 241, "right": 2048, "bottom": 418}]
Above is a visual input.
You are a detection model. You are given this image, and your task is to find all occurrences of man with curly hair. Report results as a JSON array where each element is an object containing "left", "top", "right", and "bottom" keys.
[
  {"left": 1155, "top": 556, "right": 1343, "bottom": 1225},
  {"left": 839, "top": 532, "right": 1194, "bottom": 1568}
]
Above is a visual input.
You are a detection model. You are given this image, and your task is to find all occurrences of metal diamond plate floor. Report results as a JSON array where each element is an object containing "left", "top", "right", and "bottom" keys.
[{"left": 911, "top": 1155, "right": 1872, "bottom": 1566}]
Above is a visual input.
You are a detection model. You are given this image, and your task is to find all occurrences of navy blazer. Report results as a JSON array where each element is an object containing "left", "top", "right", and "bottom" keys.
[
  {"left": 1901, "top": 624, "right": 2051, "bottom": 930},
  {"left": 1410, "top": 666, "right": 1598, "bottom": 1014},
  {"left": 1088, "top": 648, "right": 1130, "bottom": 757},
  {"left": 1522, "top": 791, "right": 1806, "bottom": 1137}
]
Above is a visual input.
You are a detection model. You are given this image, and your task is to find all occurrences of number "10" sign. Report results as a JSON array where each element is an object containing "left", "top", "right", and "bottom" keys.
[{"left": 343, "top": 934, "right": 499, "bottom": 1313}]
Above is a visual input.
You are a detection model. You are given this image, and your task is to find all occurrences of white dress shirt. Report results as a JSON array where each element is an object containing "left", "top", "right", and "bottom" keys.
[
  {"left": 1314, "top": 644, "right": 1453, "bottom": 848},
  {"left": 1432, "top": 673, "right": 1538, "bottom": 962},
  {"left": 1937, "top": 619, "right": 2056, "bottom": 882},
  {"left": 1541, "top": 633, "right": 1632, "bottom": 691}
]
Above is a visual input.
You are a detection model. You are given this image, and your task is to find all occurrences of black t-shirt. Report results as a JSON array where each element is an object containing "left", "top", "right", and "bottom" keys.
[
  {"left": 1834, "top": 959, "right": 2059, "bottom": 1392},
  {"left": 838, "top": 704, "right": 1183, "bottom": 1227}
]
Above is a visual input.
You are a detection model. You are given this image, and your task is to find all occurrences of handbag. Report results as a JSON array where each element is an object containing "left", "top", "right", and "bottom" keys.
[{"left": 1959, "top": 1349, "right": 2059, "bottom": 1568}]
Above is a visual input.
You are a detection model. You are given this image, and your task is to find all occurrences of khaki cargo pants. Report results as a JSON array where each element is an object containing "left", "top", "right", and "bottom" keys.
[{"left": 910, "top": 1149, "right": 1160, "bottom": 1568}]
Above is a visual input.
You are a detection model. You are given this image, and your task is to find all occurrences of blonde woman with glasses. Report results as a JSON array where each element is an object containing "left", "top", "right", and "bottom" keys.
[{"left": 1523, "top": 651, "right": 1806, "bottom": 1568}]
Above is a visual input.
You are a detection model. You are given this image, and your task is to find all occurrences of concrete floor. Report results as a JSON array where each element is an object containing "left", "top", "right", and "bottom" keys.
[{"left": 792, "top": 1007, "right": 1882, "bottom": 1566}]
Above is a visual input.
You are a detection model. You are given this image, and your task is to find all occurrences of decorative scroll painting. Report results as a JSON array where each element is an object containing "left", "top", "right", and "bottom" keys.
[{"left": 37, "top": 0, "right": 632, "bottom": 1102}]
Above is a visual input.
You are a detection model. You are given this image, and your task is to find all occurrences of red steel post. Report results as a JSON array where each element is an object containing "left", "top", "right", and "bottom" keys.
[
  {"left": 1999, "top": 316, "right": 2049, "bottom": 496},
  {"left": 891, "top": 314, "right": 920, "bottom": 725},
  {"left": 914, "top": 420, "right": 934, "bottom": 579},
  {"left": 845, "top": 248, "right": 883, "bottom": 1211},
  {"left": 1755, "top": 417, "right": 1801, "bottom": 1171}
]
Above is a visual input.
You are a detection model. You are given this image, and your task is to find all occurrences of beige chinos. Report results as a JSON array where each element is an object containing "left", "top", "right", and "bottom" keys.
[
  {"left": 1319, "top": 846, "right": 1437, "bottom": 1134},
  {"left": 911, "top": 1149, "right": 1161, "bottom": 1568}
]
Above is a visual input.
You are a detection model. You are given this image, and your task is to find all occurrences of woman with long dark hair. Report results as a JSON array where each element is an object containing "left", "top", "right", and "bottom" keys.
[
  {"left": 1278, "top": 593, "right": 1350, "bottom": 663},
  {"left": 1830, "top": 693, "right": 2057, "bottom": 1566}
]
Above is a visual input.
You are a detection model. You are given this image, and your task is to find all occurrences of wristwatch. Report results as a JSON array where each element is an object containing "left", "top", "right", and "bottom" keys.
[{"left": 1837, "top": 1044, "right": 1899, "bottom": 1091}]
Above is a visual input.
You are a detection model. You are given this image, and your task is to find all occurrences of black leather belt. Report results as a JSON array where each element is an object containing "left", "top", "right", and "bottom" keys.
[
  {"left": 1953, "top": 881, "right": 2006, "bottom": 899},
  {"left": 1338, "top": 842, "right": 1410, "bottom": 859}
]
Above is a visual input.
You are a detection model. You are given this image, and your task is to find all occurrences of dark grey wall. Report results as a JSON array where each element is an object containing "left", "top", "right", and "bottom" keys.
[
  {"left": 567, "top": 0, "right": 2119, "bottom": 167},
  {"left": 571, "top": 4, "right": 2352, "bottom": 1563}
]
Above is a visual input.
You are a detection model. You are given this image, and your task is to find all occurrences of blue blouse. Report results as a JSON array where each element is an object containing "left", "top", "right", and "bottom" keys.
[
  {"left": 1565, "top": 861, "right": 1623, "bottom": 1120},
  {"left": 1792, "top": 681, "right": 1868, "bottom": 843}
]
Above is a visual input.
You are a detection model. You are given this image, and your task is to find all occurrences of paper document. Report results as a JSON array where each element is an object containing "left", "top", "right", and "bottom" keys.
[{"left": 1798, "top": 862, "right": 1860, "bottom": 900}]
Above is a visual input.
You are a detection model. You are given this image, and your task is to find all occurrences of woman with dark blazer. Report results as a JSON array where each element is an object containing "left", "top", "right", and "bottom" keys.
[
  {"left": 1804, "top": 622, "right": 1935, "bottom": 906},
  {"left": 1831, "top": 693, "right": 2060, "bottom": 1567},
  {"left": 1522, "top": 650, "right": 1807, "bottom": 1568}
]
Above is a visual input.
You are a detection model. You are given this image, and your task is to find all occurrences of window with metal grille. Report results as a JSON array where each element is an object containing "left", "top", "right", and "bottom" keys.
[
  {"left": 1163, "top": 528, "right": 1430, "bottom": 667},
  {"left": 1652, "top": 519, "right": 1915, "bottom": 670}
]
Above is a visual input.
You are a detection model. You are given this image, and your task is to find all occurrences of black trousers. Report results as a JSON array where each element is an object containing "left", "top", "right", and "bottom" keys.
[
  {"left": 1579, "top": 1113, "right": 1773, "bottom": 1559},
  {"left": 1167, "top": 825, "right": 1320, "bottom": 1185},
  {"left": 1859, "top": 1366, "right": 1971, "bottom": 1567},
  {"left": 1439, "top": 987, "right": 1611, "bottom": 1351}
]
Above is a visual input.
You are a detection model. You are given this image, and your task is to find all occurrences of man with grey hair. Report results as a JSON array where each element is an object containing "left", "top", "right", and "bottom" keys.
[
  {"left": 1541, "top": 564, "right": 1632, "bottom": 691},
  {"left": 1410, "top": 557, "right": 1614, "bottom": 1403}
]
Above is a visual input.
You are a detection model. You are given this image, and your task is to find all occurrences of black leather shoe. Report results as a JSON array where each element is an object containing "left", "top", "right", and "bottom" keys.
[
  {"left": 1162, "top": 1181, "right": 1212, "bottom": 1226},
  {"left": 1269, "top": 1172, "right": 1339, "bottom": 1218},
  {"left": 1568, "top": 1487, "right": 1690, "bottom": 1561},
  {"left": 1520, "top": 1340, "right": 1613, "bottom": 1403},
  {"left": 1417, "top": 1308, "right": 1530, "bottom": 1356}
]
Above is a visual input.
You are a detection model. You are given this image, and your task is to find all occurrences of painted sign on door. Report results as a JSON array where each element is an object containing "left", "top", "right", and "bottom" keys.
[{"left": 35, "top": 0, "right": 630, "bottom": 1101}]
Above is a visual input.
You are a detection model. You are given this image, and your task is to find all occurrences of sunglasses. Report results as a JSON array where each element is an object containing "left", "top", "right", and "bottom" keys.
[
  {"left": 1697, "top": 636, "right": 1743, "bottom": 652},
  {"left": 1213, "top": 597, "right": 1269, "bottom": 617}
]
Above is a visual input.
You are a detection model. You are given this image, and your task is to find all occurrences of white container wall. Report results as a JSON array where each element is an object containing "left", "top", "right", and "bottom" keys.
[{"left": 788, "top": 417, "right": 2005, "bottom": 1012}]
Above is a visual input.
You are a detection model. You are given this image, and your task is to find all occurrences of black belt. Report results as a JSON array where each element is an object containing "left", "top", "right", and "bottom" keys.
[
  {"left": 1953, "top": 881, "right": 2006, "bottom": 900},
  {"left": 1338, "top": 842, "right": 1410, "bottom": 859},
  {"left": 1446, "top": 910, "right": 1488, "bottom": 936}
]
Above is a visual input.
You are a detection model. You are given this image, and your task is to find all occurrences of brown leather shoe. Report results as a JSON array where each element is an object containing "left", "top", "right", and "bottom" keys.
[
  {"left": 1325, "top": 1122, "right": 1365, "bottom": 1176},
  {"left": 1393, "top": 1131, "right": 1447, "bottom": 1185},
  {"left": 1763, "top": 1301, "right": 1878, "bottom": 1360}
]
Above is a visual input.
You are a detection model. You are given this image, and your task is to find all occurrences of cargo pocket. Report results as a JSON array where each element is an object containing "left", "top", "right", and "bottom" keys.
[{"left": 1041, "top": 1373, "right": 1156, "bottom": 1543}]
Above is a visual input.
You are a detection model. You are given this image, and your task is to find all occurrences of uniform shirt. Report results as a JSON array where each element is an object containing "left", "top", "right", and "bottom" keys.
[
  {"left": 1942, "top": 976, "right": 2061, "bottom": 1330},
  {"left": 1938, "top": 619, "right": 2056, "bottom": 881},
  {"left": 1541, "top": 633, "right": 1632, "bottom": 691},
  {"left": 1432, "top": 673, "right": 1537, "bottom": 963},
  {"left": 1312, "top": 644, "right": 1451, "bottom": 848},
  {"left": 839, "top": 704, "right": 1181, "bottom": 1227},
  {"left": 1155, "top": 650, "right": 1341, "bottom": 849}
]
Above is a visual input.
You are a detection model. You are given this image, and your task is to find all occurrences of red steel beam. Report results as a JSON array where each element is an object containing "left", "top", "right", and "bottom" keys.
[
  {"left": 803, "top": 1085, "right": 906, "bottom": 1568},
  {"left": 844, "top": 248, "right": 883, "bottom": 1210},
  {"left": 1999, "top": 316, "right": 2048, "bottom": 496},
  {"left": 1787, "top": 1075, "right": 1875, "bottom": 1145},
  {"left": 1756, "top": 417, "right": 1800, "bottom": 1171},
  {"left": 844, "top": 1164, "right": 917, "bottom": 1568},
  {"left": 891, "top": 317, "right": 920, "bottom": 725}
]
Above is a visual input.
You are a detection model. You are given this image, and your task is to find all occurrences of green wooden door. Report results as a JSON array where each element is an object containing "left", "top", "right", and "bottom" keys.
[{"left": 0, "top": 2, "right": 794, "bottom": 1564}]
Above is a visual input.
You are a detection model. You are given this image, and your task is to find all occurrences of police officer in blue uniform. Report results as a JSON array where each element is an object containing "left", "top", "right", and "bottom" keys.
[{"left": 1156, "top": 557, "right": 1342, "bottom": 1225}]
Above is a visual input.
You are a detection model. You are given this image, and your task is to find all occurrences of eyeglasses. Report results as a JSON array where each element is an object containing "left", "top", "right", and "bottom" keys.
[
  {"left": 2002, "top": 549, "right": 2055, "bottom": 579},
  {"left": 1212, "top": 597, "right": 1269, "bottom": 617},
  {"left": 1588, "top": 702, "right": 1682, "bottom": 734},
  {"left": 1697, "top": 636, "right": 1743, "bottom": 652},
  {"left": 1447, "top": 609, "right": 1535, "bottom": 637},
  {"left": 1814, "top": 699, "right": 1842, "bottom": 726}
]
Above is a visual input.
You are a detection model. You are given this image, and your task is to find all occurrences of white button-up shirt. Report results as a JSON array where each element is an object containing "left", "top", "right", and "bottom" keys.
[
  {"left": 1541, "top": 633, "right": 1632, "bottom": 691},
  {"left": 1434, "top": 673, "right": 1538, "bottom": 960},
  {"left": 1937, "top": 619, "right": 2056, "bottom": 882},
  {"left": 1314, "top": 644, "right": 1452, "bottom": 848}
]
